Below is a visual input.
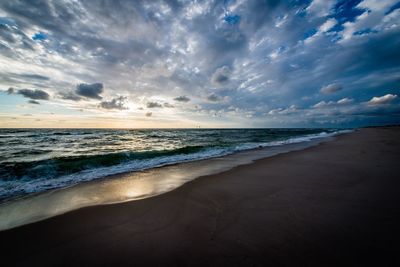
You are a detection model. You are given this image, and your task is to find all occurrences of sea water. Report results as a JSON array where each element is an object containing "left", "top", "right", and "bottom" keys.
[{"left": 0, "top": 128, "right": 344, "bottom": 202}]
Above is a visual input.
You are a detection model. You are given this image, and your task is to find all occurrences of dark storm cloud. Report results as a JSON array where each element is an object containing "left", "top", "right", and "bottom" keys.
[
  {"left": 174, "top": 96, "right": 190, "bottom": 102},
  {"left": 99, "top": 96, "right": 128, "bottom": 110},
  {"left": 28, "top": 99, "right": 40, "bottom": 104},
  {"left": 17, "top": 88, "right": 50, "bottom": 100},
  {"left": 211, "top": 66, "right": 231, "bottom": 86},
  {"left": 146, "top": 101, "right": 163, "bottom": 108},
  {"left": 75, "top": 83, "right": 103, "bottom": 100},
  {"left": 206, "top": 93, "right": 221, "bottom": 102}
]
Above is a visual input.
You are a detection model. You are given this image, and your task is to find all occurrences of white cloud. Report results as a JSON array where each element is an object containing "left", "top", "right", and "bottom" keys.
[
  {"left": 340, "top": 0, "right": 397, "bottom": 42},
  {"left": 319, "top": 18, "right": 337, "bottom": 32},
  {"left": 313, "top": 101, "right": 335, "bottom": 108},
  {"left": 305, "top": 18, "right": 337, "bottom": 44},
  {"left": 275, "top": 14, "right": 288, "bottom": 28},
  {"left": 367, "top": 94, "right": 398, "bottom": 105},
  {"left": 307, "top": 0, "right": 336, "bottom": 17},
  {"left": 184, "top": 1, "right": 211, "bottom": 19},
  {"left": 337, "top": 98, "right": 353, "bottom": 105},
  {"left": 357, "top": 0, "right": 394, "bottom": 12},
  {"left": 320, "top": 83, "right": 343, "bottom": 94},
  {"left": 268, "top": 105, "right": 297, "bottom": 115}
]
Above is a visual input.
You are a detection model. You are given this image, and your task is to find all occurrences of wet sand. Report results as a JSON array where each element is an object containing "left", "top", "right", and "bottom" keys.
[{"left": 1, "top": 127, "right": 399, "bottom": 266}]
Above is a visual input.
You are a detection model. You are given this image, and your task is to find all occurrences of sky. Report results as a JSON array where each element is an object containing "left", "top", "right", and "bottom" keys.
[{"left": 0, "top": 0, "right": 399, "bottom": 128}]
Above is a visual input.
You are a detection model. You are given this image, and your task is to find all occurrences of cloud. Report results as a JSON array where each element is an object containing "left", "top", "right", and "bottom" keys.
[
  {"left": 307, "top": 0, "right": 336, "bottom": 17},
  {"left": 19, "top": 73, "right": 49, "bottom": 80},
  {"left": 268, "top": 105, "right": 297, "bottom": 115},
  {"left": 99, "top": 96, "right": 128, "bottom": 110},
  {"left": 0, "top": 0, "right": 399, "bottom": 127},
  {"left": 337, "top": 98, "right": 353, "bottom": 105},
  {"left": 319, "top": 18, "right": 337, "bottom": 32},
  {"left": 145, "top": 112, "right": 152, "bottom": 117},
  {"left": 340, "top": 0, "right": 397, "bottom": 42},
  {"left": 146, "top": 101, "right": 162, "bottom": 108},
  {"left": 163, "top": 102, "right": 175, "bottom": 108},
  {"left": 206, "top": 93, "right": 221, "bottom": 102},
  {"left": 367, "top": 94, "right": 398, "bottom": 105},
  {"left": 320, "top": 83, "right": 343, "bottom": 94},
  {"left": 174, "top": 96, "right": 190, "bottom": 102},
  {"left": 17, "top": 88, "right": 50, "bottom": 100},
  {"left": 28, "top": 99, "right": 40, "bottom": 104},
  {"left": 211, "top": 66, "right": 231, "bottom": 86},
  {"left": 304, "top": 18, "right": 339, "bottom": 44},
  {"left": 60, "top": 91, "right": 82, "bottom": 101},
  {"left": 313, "top": 101, "right": 335, "bottom": 108},
  {"left": 75, "top": 83, "right": 103, "bottom": 100}
]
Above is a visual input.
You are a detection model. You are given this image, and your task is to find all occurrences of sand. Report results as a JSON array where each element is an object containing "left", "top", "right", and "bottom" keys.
[{"left": 0, "top": 127, "right": 399, "bottom": 266}]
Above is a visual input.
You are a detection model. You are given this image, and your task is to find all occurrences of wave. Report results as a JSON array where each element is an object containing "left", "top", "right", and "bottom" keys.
[
  {"left": 52, "top": 132, "right": 72, "bottom": 136},
  {"left": 0, "top": 130, "right": 350, "bottom": 201},
  {"left": 0, "top": 145, "right": 208, "bottom": 181}
]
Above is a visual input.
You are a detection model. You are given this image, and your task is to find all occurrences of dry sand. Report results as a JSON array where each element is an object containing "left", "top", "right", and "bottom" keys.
[{"left": 1, "top": 127, "right": 399, "bottom": 266}]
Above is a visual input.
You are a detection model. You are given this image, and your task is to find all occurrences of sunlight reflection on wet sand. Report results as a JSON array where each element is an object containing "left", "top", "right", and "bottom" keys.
[{"left": 0, "top": 137, "right": 332, "bottom": 231}]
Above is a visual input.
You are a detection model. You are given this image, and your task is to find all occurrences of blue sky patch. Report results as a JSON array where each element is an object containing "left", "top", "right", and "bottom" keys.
[
  {"left": 224, "top": 14, "right": 240, "bottom": 25},
  {"left": 386, "top": 1, "right": 400, "bottom": 15},
  {"left": 303, "top": 28, "right": 317, "bottom": 40},
  {"left": 332, "top": 0, "right": 364, "bottom": 23},
  {"left": 0, "top": 17, "right": 16, "bottom": 26},
  {"left": 32, "top": 32, "right": 47, "bottom": 41}
]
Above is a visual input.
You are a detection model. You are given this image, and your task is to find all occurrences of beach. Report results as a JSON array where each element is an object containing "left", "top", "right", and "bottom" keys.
[{"left": 1, "top": 127, "right": 399, "bottom": 266}]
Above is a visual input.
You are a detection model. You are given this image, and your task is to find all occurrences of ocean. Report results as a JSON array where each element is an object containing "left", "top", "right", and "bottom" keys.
[{"left": 0, "top": 128, "right": 343, "bottom": 202}]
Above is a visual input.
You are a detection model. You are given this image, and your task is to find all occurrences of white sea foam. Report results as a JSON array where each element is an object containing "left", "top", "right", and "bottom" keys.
[{"left": 0, "top": 130, "right": 351, "bottom": 201}]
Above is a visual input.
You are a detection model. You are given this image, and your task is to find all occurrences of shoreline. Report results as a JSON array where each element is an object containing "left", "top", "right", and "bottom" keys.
[
  {"left": 0, "top": 129, "right": 344, "bottom": 203},
  {"left": 0, "top": 130, "right": 344, "bottom": 231},
  {"left": 0, "top": 127, "right": 399, "bottom": 265}
]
